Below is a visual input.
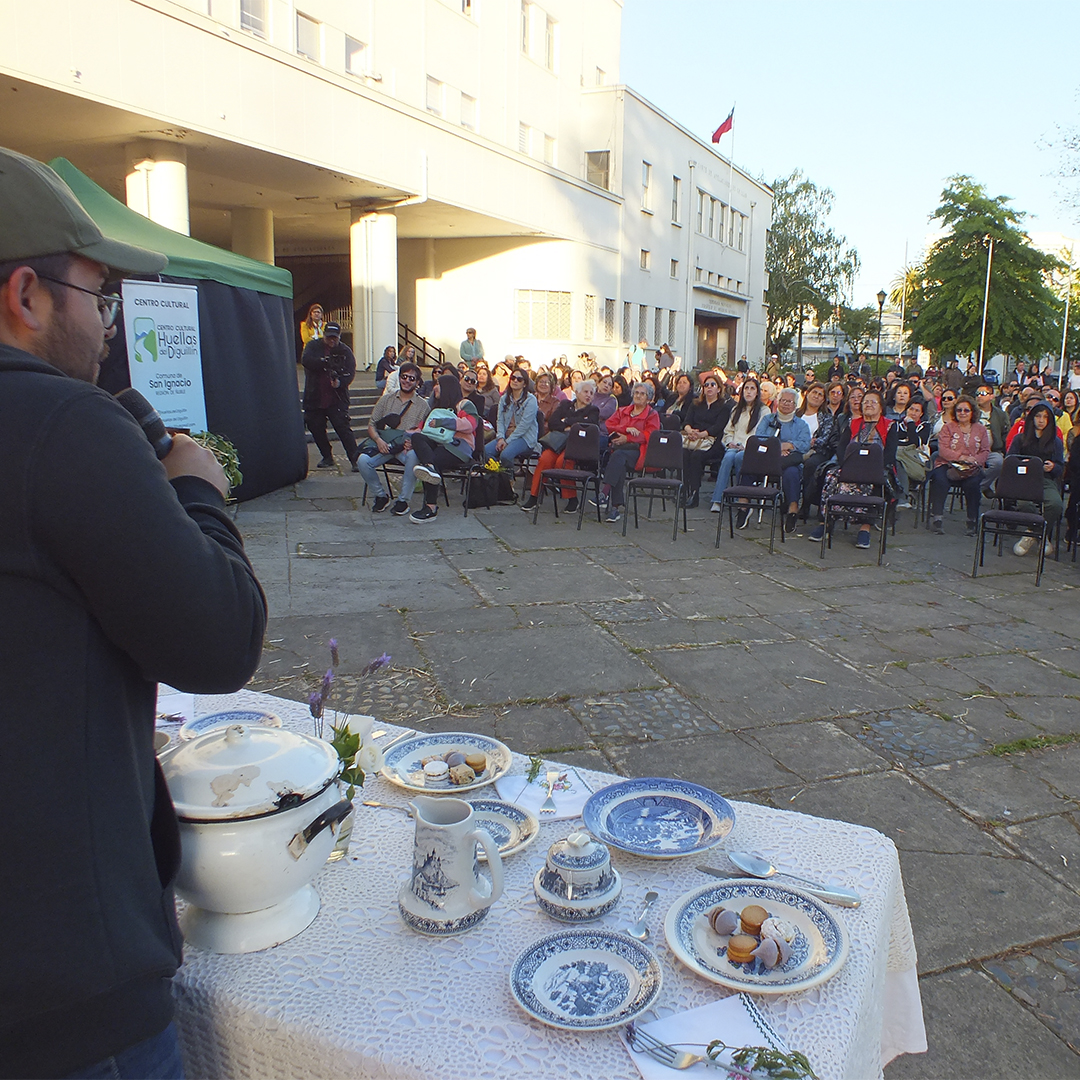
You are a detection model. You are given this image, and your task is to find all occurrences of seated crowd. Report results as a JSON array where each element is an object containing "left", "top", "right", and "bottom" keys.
[{"left": 354, "top": 351, "right": 1080, "bottom": 552}]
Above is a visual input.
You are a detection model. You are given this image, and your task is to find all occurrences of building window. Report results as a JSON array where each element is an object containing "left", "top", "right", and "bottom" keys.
[
  {"left": 622, "top": 302, "right": 632, "bottom": 343},
  {"left": 595, "top": 67, "right": 606, "bottom": 85},
  {"left": 641, "top": 161, "right": 651, "bottom": 212},
  {"left": 729, "top": 211, "right": 735, "bottom": 247},
  {"left": 738, "top": 213, "right": 745, "bottom": 251},
  {"left": 671, "top": 176, "right": 681, "bottom": 223},
  {"left": 695, "top": 267, "right": 703, "bottom": 283},
  {"left": 544, "top": 14, "right": 557, "bottom": 70},
  {"left": 544, "top": 134, "right": 556, "bottom": 166},
  {"left": 461, "top": 93, "right": 477, "bottom": 130},
  {"left": 717, "top": 202, "right": 726, "bottom": 245},
  {"left": 604, "top": 298, "right": 616, "bottom": 342},
  {"left": 696, "top": 189, "right": 706, "bottom": 233},
  {"left": 520, "top": 0, "right": 530, "bottom": 52},
  {"left": 345, "top": 36, "right": 367, "bottom": 75},
  {"left": 518, "top": 123, "right": 531, "bottom": 155},
  {"left": 706, "top": 197, "right": 715, "bottom": 239},
  {"left": 584, "top": 295, "right": 596, "bottom": 341},
  {"left": 240, "top": 0, "right": 266, "bottom": 37},
  {"left": 638, "top": 305, "right": 649, "bottom": 342},
  {"left": 668, "top": 309, "right": 677, "bottom": 343},
  {"left": 586, "top": 150, "right": 610, "bottom": 190},
  {"left": 670, "top": 259, "right": 679, "bottom": 278},
  {"left": 516, "top": 289, "right": 571, "bottom": 339},
  {"left": 426, "top": 77, "right": 444, "bottom": 116},
  {"left": 296, "top": 13, "right": 320, "bottom": 61},
  {"left": 654, "top": 307, "right": 663, "bottom": 345},
  {"left": 640, "top": 249, "right": 651, "bottom": 271}
]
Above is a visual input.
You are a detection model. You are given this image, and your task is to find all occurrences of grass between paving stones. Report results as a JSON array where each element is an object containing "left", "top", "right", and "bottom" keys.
[{"left": 989, "top": 732, "right": 1080, "bottom": 757}]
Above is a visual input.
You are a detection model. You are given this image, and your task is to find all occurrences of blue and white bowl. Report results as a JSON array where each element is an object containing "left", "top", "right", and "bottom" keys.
[
  {"left": 582, "top": 777, "right": 735, "bottom": 859},
  {"left": 534, "top": 831, "right": 622, "bottom": 922},
  {"left": 179, "top": 709, "right": 282, "bottom": 740},
  {"left": 510, "top": 929, "right": 662, "bottom": 1030}
]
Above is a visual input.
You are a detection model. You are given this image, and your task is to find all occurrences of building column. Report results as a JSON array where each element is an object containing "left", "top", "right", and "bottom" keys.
[
  {"left": 350, "top": 208, "right": 398, "bottom": 369},
  {"left": 232, "top": 207, "right": 275, "bottom": 264},
  {"left": 125, "top": 142, "right": 189, "bottom": 236}
]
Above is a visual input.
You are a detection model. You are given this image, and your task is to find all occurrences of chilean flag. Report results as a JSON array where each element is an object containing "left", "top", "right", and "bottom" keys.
[{"left": 711, "top": 108, "right": 734, "bottom": 143}]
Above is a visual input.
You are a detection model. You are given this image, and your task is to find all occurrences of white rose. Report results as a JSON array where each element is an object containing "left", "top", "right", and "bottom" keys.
[
  {"left": 353, "top": 714, "right": 375, "bottom": 740},
  {"left": 357, "top": 742, "right": 384, "bottom": 774}
]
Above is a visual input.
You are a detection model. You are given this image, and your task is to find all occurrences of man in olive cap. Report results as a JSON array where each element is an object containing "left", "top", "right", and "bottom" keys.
[{"left": 0, "top": 147, "right": 267, "bottom": 1079}]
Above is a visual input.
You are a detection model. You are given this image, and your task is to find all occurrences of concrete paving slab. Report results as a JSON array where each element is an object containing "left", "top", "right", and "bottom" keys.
[
  {"left": 883, "top": 966, "right": 1079, "bottom": 1079},
  {"left": 509, "top": 604, "right": 595, "bottom": 627},
  {"left": 1000, "top": 813, "right": 1080, "bottom": 894},
  {"left": 874, "top": 626, "right": 1007, "bottom": 661},
  {"left": 606, "top": 731, "right": 798, "bottom": 795},
  {"left": 956, "top": 653, "right": 1080, "bottom": 697},
  {"left": 568, "top": 688, "right": 723, "bottom": 743},
  {"left": 1026, "top": 741, "right": 1080, "bottom": 801},
  {"left": 943, "top": 695, "right": 1043, "bottom": 746},
  {"left": 743, "top": 720, "right": 888, "bottom": 781},
  {"left": 421, "top": 624, "right": 659, "bottom": 706},
  {"left": 769, "top": 771, "right": 1008, "bottom": 855},
  {"left": 490, "top": 705, "right": 591, "bottom": 756},
  {"left": 258, "top": 612, "right": 421, "bottom": 674},
  {"left": 965, "top": 620, "right": 1078, "bottom": 654},
  {"left": 898, "top": 850, "right": 1079, "bottom": 972},
  {"left": 605, "top": 616, "right": 777, "bottom": 651},
  {"left": 995, "top": 695, "right": 1080, "bottom": 734},
  {"left": 913, "top": 756, "right": 1074, "bottom": 823}
]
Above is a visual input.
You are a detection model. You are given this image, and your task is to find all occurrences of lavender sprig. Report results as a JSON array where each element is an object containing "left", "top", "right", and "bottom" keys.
[{"left": 308, "top": 642, "right": 391, "bottom": 741}]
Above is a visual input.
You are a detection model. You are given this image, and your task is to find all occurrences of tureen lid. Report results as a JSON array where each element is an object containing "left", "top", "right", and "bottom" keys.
[
  {"left": 160, "top": 724, "right": 339, "bottom": 820},
  {"left": 546, "top": 831, "right": 609, "bottom": 871}
]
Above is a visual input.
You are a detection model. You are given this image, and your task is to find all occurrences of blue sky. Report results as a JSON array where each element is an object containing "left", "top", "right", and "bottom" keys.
[{"left": 621, "top": 0, "right": 1080, "bottom": 306}]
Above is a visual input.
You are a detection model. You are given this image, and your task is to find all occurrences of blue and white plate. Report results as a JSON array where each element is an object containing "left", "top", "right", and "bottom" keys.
[
  {"left": 467, "top": 799, "right": 540, "bottom": 860},
  {"left": 664, "top": 880, "right": 850, "bottom": 994},
  {"left": 379, "top": 732, "right": 512, "bottom": 794},
  {"left": 582, "top": 778, "right": 735, "bottom": 859},
  {"left": 510, "top": 929, "right": 663, "bottom": 1031},
  {"left": 178, "top": 709, "right": 282, "bottom": 740}
]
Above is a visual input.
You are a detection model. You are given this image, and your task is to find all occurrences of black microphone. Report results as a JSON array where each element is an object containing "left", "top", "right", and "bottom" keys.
[{"left": 114, "top": 387, "right": 174, "bottom": 460}]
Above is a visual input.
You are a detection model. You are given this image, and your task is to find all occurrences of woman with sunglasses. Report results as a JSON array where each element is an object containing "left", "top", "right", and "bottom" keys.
[
  {"left": 1008, "top": 402, "right": 1065, "bottom": 555},
  {"left": 933, "top": 390, "right": 958, "bottom": 435},
  {"left": 488, "top": 368, "right": 540, "bottom": 471},
  {"left": 928, "top": 394, "right": 990, "bottom": 536},
  {"left": 680, "top": 375, "right": 731, "bottom": 508}
]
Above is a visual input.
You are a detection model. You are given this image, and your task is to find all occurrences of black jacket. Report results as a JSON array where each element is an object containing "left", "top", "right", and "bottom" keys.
[
  {"left": 547, "top": 399, "right": 601, "bottom": 432},
  {"left": 301, "top": 338, "right": 356, "bottom": 410},
  {"left": 0, "top": 347, "right": 267, "bottom": 1078},
  {"left": 685, "top": 397, "right": 732, "bottom": 438}
]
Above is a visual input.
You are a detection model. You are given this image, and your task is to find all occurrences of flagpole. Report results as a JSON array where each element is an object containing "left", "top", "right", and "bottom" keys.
[
  {"left": 977, "top": 234, "right": 994, "bottom": 373},
  {"left": 898, "top": 241, "right": 908, "bottom": 367},
  {"left": 726, "top": 104, "right": 736, "bottom": 237}
]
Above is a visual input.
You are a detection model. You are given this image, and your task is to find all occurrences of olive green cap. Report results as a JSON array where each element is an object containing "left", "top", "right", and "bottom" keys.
[{"left": 0, "top": 146, "right": 167, "bottom": 274}]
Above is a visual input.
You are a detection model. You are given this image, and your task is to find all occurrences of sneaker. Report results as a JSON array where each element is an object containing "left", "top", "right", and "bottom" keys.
[
  {"left": 785, "top": 511, "right": 799, "bottom": 533},
  {"left": 591, "top": 493, "right": 610, "bottom": 510},
  {"left": 965, "top": 521, "right": 977, "bottom": 537},
  {"left": 895, "top": 498, "right": 911, "bottom": 509},
  {"left": 735, "top": 506, "right": 751, "bottom": 529},
  {"left": 391, "top": 500, "right": 411, "bottom": 517},
  {"left": 855, "top": 531, "right": 871, "bottom": 549},
  {"left": 710, "top": 502, "right": 723, "bottom": 513},
  {"left": 606, "top": 506, "right": 622, "bottom": 524},
  {"left": 808, "top": 524, "right": 825, "bottom": 542},
  {"left": 564, "top": 497, "right": 579, "bottom": 513},
  {"left": 931, "top": 517, "right": 944, "bottom": 535},
  {"left": 351, "top": 460, "right": 360, "bottom": 473},
  {"left": 1045, "top": 541, "right": 1055, "bottom": 556},
  {"left": 1013, "top": 535, "right": 1035, "bottom": 556},
  {"left": 316, "top": 457, "right": 335, "bottom": 469},
  {"left": 413, "top": 464, "right": 442, "bottom": 485},
  {"left": 520, "top": 494, "right": 538, "bottom": 512},
  {"left": 410, "top": 505, "right": 438, "bottom": 523},
  {"left": 372, "top": 494, "right": 391, "bottom": 513}
]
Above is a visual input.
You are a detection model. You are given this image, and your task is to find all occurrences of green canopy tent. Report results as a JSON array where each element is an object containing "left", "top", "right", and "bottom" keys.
[{"left": 50, "top": 158, "right": 306, "bottom": 499}]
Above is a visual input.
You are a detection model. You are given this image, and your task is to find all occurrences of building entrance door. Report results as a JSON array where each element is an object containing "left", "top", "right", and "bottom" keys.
[{"left": 695, "top": 313, "right": 739, "bottom": 368}]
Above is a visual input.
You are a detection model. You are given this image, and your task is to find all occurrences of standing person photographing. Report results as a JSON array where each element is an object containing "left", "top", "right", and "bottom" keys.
[{"left": 0, "top": 147, "right": 267, "bottom": 1080}]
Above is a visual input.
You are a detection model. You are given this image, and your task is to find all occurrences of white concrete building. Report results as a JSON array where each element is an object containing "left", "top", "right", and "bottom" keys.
[{"left": 0, "top": 0, "right": 771, "bottom": 370}]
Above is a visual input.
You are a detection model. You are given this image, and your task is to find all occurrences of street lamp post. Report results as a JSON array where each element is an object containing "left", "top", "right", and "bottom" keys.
[
  {"left": 876, "top": 289, "right": 886, "bottom": 369},
  {"left": 978, "top": 234, "right": 995, "bottom": 373}
]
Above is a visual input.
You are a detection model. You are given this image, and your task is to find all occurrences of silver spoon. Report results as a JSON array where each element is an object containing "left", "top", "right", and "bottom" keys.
[
  {"left": 727, "top": 851, "right": 861, "bottom": 908},
  {"left": 626, "top": 890, "right": 659, "bottom": 940}
]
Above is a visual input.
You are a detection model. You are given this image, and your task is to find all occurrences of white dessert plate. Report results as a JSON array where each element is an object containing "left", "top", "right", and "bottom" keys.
[
  {"left": 379, "top": 732, "right": 512, "bottom": 794},
  {"left": 179, "top": 709, "right": 282, "bottom": 740},
  {"left": 664, "top": 879, "right": 849, "bottom": 994},
  {"left": 510, "top": 929, "right": 662, "bottom": 1031},
  {"left": 466, "top": 798, "right": 540, "bottom": 860}
]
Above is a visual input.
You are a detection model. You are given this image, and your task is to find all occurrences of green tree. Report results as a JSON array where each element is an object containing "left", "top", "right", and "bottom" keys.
[
  {"left": 888, "top": 264, "right": 924, "bottom": 335},
  {"left": 835, "top": 305, "right": 881, "bottom": 360},
  {"left": 765, "top": 170, "right": 859, "bottom": 358},
  {"left": 911, "top": 176, "right": 1062, "bottom": 365}
]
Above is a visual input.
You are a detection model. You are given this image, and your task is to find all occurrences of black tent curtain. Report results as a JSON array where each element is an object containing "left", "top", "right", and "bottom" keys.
[{"left": 100, "top": 277, "right": 307, "bottom": 501}]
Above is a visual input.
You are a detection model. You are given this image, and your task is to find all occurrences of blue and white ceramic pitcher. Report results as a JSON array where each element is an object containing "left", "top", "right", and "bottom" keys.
[{"left": 398, "top": 796, "right": 504, "bottom": 935}]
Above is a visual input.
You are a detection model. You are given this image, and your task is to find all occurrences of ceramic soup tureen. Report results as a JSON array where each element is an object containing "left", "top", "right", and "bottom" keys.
[
  {"left": 159, "top": 723, "right": 351, "bottom": 954},
  {"left": 533, "top": 831, "right": 621, "bottom": 922}
]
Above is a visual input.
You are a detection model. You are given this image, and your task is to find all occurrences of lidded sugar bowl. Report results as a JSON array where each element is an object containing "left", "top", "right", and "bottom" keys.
[{"left": 533, "top": 831, "right": 621, "bottom": 921}]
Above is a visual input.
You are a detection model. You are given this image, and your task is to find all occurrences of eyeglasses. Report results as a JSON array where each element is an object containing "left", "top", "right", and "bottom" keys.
[
  {"left": 976, "top": 390, "right": 993, "bottom": 396},
  {"left": 704, "top": 382, "right": 718, "bottom": 388},
  {"left": 37, "top": 275, "right": 123, "bottom": 328},
  {"left": 463, "top": 376, "right": 477, "bottom": 385},
  {"left": 399, "top": 373, "right": 418, "bottom": 384},
  {"left": 510, "top": 375, "right": 525, "bottom": 383},
  {"left": 941, "top": 396, "right": 956, "bottom": 403},
  {"left": 954, "top": 407, "right": 973, "bottom": 414}
]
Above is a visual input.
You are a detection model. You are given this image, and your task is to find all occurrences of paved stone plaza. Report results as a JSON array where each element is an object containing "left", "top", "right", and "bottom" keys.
[{"left": 240, "top": 446, "right": 1080, "bottom": 1079}]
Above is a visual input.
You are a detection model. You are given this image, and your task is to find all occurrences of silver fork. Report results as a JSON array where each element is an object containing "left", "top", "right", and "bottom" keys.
[
  {"left": 539, "top": 769, "right": 558, "bottom": 813},
  {"left": 626, "top": 1024, "right": 752, "bottom": 1076}
]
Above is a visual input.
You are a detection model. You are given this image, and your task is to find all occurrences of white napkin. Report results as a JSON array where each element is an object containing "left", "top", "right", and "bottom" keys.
[
  {"left": 494, "top": 765, "right": 591, "bottom": 821},
  {"left": 156, "top": 684, "right": 195, "bottom": 726},
  {"left": 620, "top": 994, "right": 788, "bottom": 1079}
]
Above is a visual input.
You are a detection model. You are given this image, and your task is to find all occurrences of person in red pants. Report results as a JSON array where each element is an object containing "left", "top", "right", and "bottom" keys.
[{"left": 521, "top": 380, "right": 601, "bottom": 513}]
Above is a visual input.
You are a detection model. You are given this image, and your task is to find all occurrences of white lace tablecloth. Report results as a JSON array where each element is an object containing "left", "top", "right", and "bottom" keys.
[{"left": 171, "top": 691, "right": 926, "bottom": 1080}]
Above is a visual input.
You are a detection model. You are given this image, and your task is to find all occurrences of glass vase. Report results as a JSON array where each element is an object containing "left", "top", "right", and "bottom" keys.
[{"left": 326, "top": 806, "right": 354, "bottom": 863}]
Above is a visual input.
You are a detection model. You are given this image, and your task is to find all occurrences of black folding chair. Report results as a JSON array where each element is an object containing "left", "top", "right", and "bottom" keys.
[
  {"left": 821, "top": 441, "right": 891, "bottom": 565},
  {"left": 716, "top": 436, "right": 784, "bottom": 554},
  {"left": 623, "top": 430, "right": 687, "bottom": 541},
  {"left": 661, "top": 413, "right": 683, "bottom": 431},
  {"left": 532, "top": 423, "right": 602, "bottom": 530},
  {"left": 972, "top": 455, "right": 1049, "bottom": 585}
]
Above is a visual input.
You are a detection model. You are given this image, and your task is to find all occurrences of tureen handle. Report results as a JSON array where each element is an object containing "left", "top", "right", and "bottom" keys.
[{"left": 287, "top": 798, "right": 352, "bottom": 860}]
